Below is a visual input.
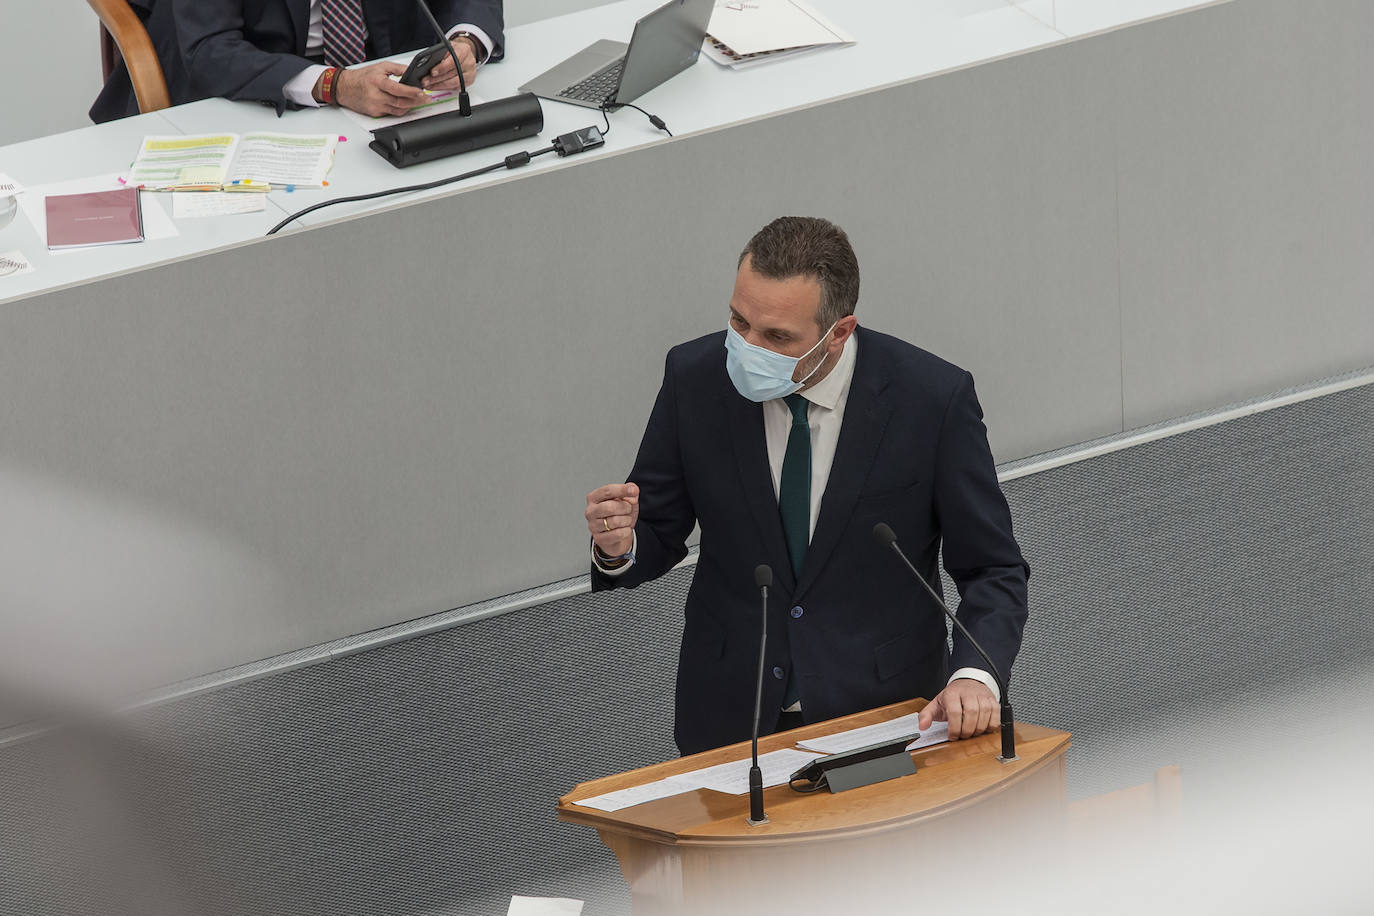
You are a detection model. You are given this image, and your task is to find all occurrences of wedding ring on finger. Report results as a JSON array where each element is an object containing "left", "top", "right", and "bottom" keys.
[{"left": 603, "top": 518, "right": 611, "bottom": 532}]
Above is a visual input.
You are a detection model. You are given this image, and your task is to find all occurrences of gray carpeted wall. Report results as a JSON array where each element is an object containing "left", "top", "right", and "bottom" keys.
[{"left": 2, "top": 377, "right": 1371, "bottom": 916}]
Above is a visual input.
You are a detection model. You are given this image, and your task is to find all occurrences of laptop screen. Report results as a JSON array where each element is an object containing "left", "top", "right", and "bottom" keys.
[{"left": 615, "top": 0, "right": 716, "bottom": 104}]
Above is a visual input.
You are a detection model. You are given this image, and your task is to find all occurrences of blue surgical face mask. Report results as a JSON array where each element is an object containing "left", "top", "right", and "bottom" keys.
[{"left": 724, "top": 321, "right": 838, "bottom": 402}]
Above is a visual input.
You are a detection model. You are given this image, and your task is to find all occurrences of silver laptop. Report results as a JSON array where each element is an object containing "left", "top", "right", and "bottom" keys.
[{"left": 519, "top": 0, "right": 715, "bottom": 109}]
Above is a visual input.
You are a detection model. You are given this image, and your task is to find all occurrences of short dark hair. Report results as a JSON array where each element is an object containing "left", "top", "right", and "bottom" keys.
[{"left": 738, "top": 216, "right": 860, "bottom": 328}]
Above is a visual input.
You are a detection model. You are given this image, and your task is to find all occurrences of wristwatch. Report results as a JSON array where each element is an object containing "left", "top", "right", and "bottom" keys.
[
  {"left": 452, "top": 30, "right": 488, "bottom": 65},
  {"left": 593, "top": 541, "right": 635, "bottom": 569}
]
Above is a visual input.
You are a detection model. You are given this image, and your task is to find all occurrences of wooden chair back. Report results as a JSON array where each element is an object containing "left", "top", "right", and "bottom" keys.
[{"left": 87, "top": 0, "right": 170, "bottom": 113}]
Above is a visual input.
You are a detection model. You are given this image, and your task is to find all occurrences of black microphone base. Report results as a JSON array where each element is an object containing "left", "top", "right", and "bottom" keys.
[
  {"left": 746, "top": 766, "right": 767, "bottom": 826},
  {"left": 368, "top": 92, "right": 544, "bottom": 168},
  {"left": 997, "top": 704, "right": 1018, "bottom": 763}
]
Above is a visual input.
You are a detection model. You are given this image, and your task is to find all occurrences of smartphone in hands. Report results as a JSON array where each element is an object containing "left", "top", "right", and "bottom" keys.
[{"left": 399, "top": 42, "right": 451, "bottom": 87}]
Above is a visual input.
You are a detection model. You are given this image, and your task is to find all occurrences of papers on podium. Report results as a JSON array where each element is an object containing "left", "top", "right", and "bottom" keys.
[
  {"left": 672, "top": 747, "right": 822, "bottom": 795},
  {"left": 575, "top": 777, "right": 694, "bottom": 812},
  {"left": 575, "top": 747, "right": 824, "bottom": 812},
  {"left": 797, "top": 712, "right": 951, "bottom": 755},
  {"left": 575, "top": 716, "right": 957, "bottom": 813},
  {"left": 703, "top": 0, "right": 855, "bottom": 71}
]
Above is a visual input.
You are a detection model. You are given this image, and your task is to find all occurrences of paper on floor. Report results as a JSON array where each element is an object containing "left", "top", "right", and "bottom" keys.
[{"left": 507, "top": 896, "right": 583, "bottom": 916}]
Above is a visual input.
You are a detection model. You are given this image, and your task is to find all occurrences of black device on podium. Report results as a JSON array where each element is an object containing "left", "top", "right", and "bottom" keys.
[
  {"left": 369, "top": 93, "right": 544, "bottom": 167},
  {"left": 788, "top": 735, "right": 920, "bottom": 794},
  {"left": 370, "top": 0, "right": 544, "bottom": 168}
]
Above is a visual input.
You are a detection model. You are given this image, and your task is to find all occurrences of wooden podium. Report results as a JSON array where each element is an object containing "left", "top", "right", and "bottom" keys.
[{"left": 558, "top": 699, "right": 1070, "bottom": 915}]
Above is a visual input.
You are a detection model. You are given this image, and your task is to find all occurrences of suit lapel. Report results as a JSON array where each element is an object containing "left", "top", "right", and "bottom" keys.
[
  {"left": 286, "top": 0, "right": 310, "bottom": 57},
  {"left": 364, "top": 0, "right": 392, "bottom": 59},
  {"left": 794, "top": 339, "right": 892, "bottom": 600},
  {"left": 724, "top": 384, "right": 796, "bottom": 594}
]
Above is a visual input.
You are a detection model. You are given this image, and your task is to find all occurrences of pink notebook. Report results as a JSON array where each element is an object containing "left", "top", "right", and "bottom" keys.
[{"left": 45, "top": 188, "right": 144, "bottom": 249}]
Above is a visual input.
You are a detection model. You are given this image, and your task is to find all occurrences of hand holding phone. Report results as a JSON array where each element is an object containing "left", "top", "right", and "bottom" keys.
[{"left": 399, "top": 42, "right": 450, "bottom": 87}]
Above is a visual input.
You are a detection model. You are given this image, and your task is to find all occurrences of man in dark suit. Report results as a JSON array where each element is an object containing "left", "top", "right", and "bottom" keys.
[
  {"left": 90, "top": 0, "right": 193, "bottom": 123},
  {"left": 91, "top": 0, "right": 503, "bottom": 122},
  {"left": 585, "top": 216, "right": 1029, "bottom": 756}
]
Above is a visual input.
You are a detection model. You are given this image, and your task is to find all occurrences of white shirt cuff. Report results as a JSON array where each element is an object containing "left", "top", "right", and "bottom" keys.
[
  {"left": 283, "top": 64, "right": 328, "bottom": 108},
  {"left": 446, "top": 23, "right": 494, "bottom": 65},
  {"left": 591, "top": 531, "right": 637, "bottom": 576},
  {"left": 949, "top": 667, "right": 1000, "bottom": 703}
]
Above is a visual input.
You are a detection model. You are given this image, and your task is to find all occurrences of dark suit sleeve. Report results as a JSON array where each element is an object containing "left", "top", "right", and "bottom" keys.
[
  {"left": 932, "top": 371, "right": 1030, "bottom": 683},
  {"left": 591, "top": 350, "right": 697, "bottom": 592},
  {"left": 436, "top": 0, "right": 505, "bottom": 61},
  {"left": 174, "top": 0, "right": 314, "bottom": 109}
]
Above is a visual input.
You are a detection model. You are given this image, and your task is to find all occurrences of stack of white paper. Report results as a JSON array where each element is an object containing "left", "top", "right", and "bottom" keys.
[
  {"left": 704, "top": 0, "right": 855, "bottom": 70},
  {"left": 573, "top": 747, "right": 825, "bottom": 812},
  {"left": 574, "top": 778, "right": 696, "bottom": 813},
  {"left": 797, "top": 713, "right": 950, "bottom": 755},
  {"left": 669, "top": 747, "right": 823, "bottom": 795}
]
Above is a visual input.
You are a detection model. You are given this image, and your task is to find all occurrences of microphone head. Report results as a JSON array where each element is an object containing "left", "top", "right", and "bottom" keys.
[
  {"left": 754, "top": 565, "right": 773, "bottom": 588},
  {"left": 872, "top": 522, "right": 898, "bottom": 548}
]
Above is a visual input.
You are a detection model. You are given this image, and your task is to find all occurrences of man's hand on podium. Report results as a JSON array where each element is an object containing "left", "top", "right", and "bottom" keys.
[
  {"left": 586, "top": 483, "right": 639, "bottom": 558},
  {"left": 919, "top": 679, "right": 999, "bottom": 740}
]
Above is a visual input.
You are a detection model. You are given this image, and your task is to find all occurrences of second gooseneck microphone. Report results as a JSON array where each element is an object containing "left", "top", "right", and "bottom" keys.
[
  {"left": 369, "top": 2, "right": 544, "bottom": 167},
  {"left": 411, "top": 0, "right": 473, "bottom": 115},
  {"left": 747, "top": 564, "right": 772, "bottom": 826},
  {"left": 872, "top": 523, "right": 1017, "bottom": 762}
]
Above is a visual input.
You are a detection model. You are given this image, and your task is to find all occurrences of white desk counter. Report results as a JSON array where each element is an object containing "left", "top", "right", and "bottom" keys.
[{"left": 0, "top": 0, "right": 1222, "bottom": 304}]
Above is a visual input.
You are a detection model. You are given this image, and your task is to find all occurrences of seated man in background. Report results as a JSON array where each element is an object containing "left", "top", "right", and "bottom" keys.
[
  {"left": 90, "top": 0, "right": 193, "bottom": 122},
  {"left": 91, "top": 0, "right": 503, "bottom": 121}
]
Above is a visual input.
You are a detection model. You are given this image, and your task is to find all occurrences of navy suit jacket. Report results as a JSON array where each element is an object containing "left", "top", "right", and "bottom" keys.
[
  {"left": 92, "top": 0, "right": 504, "bottom": 122},
  {"left": 592, "top": 328, "right": 1029, "bottom": 755}
]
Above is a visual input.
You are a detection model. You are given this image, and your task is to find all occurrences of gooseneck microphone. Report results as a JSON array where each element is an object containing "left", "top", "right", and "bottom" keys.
[
  {"left": 747, "top": 564, "right": 772, "bottom": 826},
  {"left": 411, "top": 0, "right": 472, "bottom": 116},
  {"left": 368, "top": 1, "right": 545, "bottom": 167},
  {"left": 871, "top": 523, "right": 1017, "bottom": 762}
]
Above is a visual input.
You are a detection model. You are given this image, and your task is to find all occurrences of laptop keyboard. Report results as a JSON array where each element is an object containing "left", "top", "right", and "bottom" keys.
[{"left": 559, "top": 59, "right": 626, "bottom": 104}]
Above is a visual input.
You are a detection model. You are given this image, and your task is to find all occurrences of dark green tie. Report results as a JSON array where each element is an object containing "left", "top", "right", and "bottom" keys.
[{"left": 779, "top": 393, "right": 810, "bottom": 708}]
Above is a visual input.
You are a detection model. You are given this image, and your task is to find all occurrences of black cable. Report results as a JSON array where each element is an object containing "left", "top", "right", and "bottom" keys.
[
  {"left": 602, "top": 101, "right": 672, "bottom": 137},
  {"left": 598, "top": 105, "right": 612, "bottom": 138},
  {"left": 265, "top": 146, "right": 557, "bottom": 235},
  {"left": 413, "top": 0, "right": 471, "bottom": 116}
]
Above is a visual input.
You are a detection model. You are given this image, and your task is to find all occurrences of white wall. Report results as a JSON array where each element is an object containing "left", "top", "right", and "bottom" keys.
[
  {"left": 0, "top": 0, "right": 617, "bottom": 148},
  {"left": 0, "top": 0, "right": 106, "bottom": 146}
]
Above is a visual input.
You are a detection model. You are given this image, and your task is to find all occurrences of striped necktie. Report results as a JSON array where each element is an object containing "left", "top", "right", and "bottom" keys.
[{"left": 322, "top": 0, "right": 369, "bottom": 68}]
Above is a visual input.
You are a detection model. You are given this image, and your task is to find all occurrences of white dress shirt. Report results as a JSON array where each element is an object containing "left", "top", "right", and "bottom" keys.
[
  {"left": 282, "top": 2, "right": 494, "bottom": 107},
  {"left": 595, "top": 331, "right": 999, "bottom": 705}
]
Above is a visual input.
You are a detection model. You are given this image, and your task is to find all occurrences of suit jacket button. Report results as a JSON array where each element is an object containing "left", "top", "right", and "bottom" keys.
[
  {"left": 790, "top": 605, "right": 804, "bottom": 619},
  {"left": 772, "top": 666, "right": 785, "bottom": 680}
]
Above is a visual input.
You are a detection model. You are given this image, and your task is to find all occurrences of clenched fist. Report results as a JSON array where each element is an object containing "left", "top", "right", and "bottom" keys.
[{"left": 586, "top": 483, "right": 639, "bottom": 559}]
